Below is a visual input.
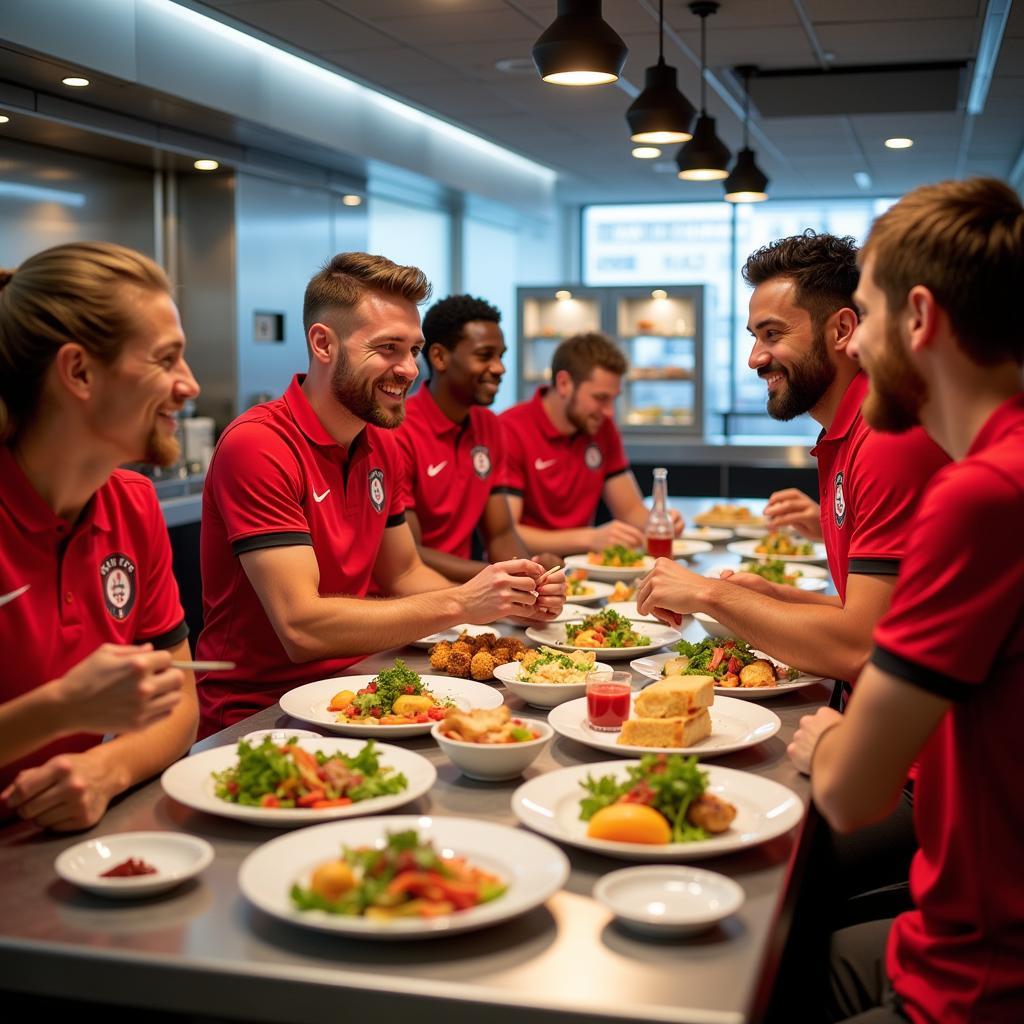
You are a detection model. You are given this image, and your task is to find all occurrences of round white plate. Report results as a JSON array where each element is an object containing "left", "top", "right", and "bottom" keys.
[
  {"left": 547, "top": 694, "right": 780, "bottom": 757},
  {"left": 161, "top": 737, "right": 437, "bottom": 826},
  {"left": 693, "top": 509, "right": 765, "bottom": 530},
  {"left": 512, "top": 762, "right": 803, "bottom": 861},
  {"left": 55, "top": 831, "right": 214, "bottom": 898},
  {"left": 242, "top": 728, "right": 322, "bottom": 745},
  {"left": 239, "top": 815, "right": 569, "bottom": 939},
  {"left": 603, "top": 601, "right": 663, "bottom": 624},
  {"left": 279, "top": 675, "right": 503, "bottom": 737},
  {"left": 564, "top": 553, "right": 654, "bottom": 582},
  {"left": 494, "top": 658, "right": 613, "bottom": 709},
  {"left": 562, "top": 580, "right": 617, "bottom": 606},
  {"left": 594, "top": 865, "right": 745, "bottom": 936},
  {"left": 733, "top": 526, "right": 769, "bottom": 539},
  {"left": 672, "top": 539, "right": 713, "bottom": 558},
  {"left": 682, "top": 527, "right": 733, "bottom": 543},
  {"left": 703, "top": 562, "right": 828, "bottom": 592},
  {"left": 413, "top": 624, "right": 502, "bottom": 648},
  {"left": 499, "top": 602, "right": 599, "bottom": 626},
  {"left": 524, "top": 621, "right": 682, "bottom": 661},
  {"left": 727, "top": 539, "right": 828, "bottom": 564},
  {"left": 629, "top": 652, "right": 828, "bottom": 700}
]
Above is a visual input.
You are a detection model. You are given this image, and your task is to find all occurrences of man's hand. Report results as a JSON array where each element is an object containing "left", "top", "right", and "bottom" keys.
[
  {"left": 456, "top": 559, "right": 548, "bottom": 623},
  {"left": 1, "top": 749, "right": 120, "bottom": 831},
  {"left": 635, "top": 558, "right": 707, "bottom": 626},
  {"left": 788, "top": 707, "right": 843, "bottom": 775},
  {"left": 591, "top": 519, "right": 644, "bottom": 550},
  {"left": 764, "top": 488, "right": 822, "bottom": 540},
  {"left": 518, "top": 564, "right": 566, "bottom": 622},
  {"left": 668, "top": 507, "right": 685, "bottom": 536},
  {"left": 532, "top": 551, "right": 563, "bottom": 571},
  {"left": 713, "top": 568, "right": 776, "bottom": 597}
]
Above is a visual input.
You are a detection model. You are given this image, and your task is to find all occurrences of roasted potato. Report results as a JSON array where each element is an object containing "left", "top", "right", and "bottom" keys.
[{"left": 739, "top": 659, "right": 777, "bottom": 688}]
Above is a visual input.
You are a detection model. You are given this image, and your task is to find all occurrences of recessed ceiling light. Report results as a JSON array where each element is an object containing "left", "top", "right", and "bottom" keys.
[
  {"left": 651, "top": 289, "right": 668, "bottom": 300},
  {"left": 62, "top": 76, "right": 90, "bottom": 88},
  {"left": 555, "top": 290, "right": 572, "bottom": 301},
  {"left": 193, "top": 159, "right": 219, "bottom": 171},
  {"left": 884, "top": 137, "right": 913, "bottom": 149},
  {"left": 341, "top": 194, "right": 363, "bottom": 206},
  {"left": 0, "top": 115, "right": 9, "bottom": 125},
  {"left": 853, "top": 171, "right": 873, "bottom": 190},
  {"left": 632, "top": 146, "right": 662, "bottom": 159}
]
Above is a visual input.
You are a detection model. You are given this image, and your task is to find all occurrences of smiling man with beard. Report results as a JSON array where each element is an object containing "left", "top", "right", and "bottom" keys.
[{"left": 196, "top": 254, "right": 564, "bottom": 736}]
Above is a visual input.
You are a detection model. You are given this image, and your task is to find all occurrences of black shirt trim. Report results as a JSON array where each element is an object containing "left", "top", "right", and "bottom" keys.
[
  {"left": 604, "top": 467, "right": 629, "bottom": 481},
  {"left": 848, "top": 557, "right": 900, "bottom": 576},
  {"left": 491, "top": 485, "right": 517, "bottom": 497},
  {"left": 140, "top": 620, "right": 189, "bottom": 650},
  {"left": 232, "top": 531, "right": 313, "bottom": 556},
  {"left": 385, "top": 511, "right": 407, "bottom": 528},
  {"left": 870, "top": 644, "right": 975, "bottom": 701}
]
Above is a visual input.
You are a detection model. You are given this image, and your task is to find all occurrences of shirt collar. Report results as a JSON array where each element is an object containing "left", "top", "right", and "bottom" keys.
[
  {"left": 816, "top": 371, "right": 868, "bottom": 446},
  {"left": 532, "top": 386, "right": 572, "bottom": 442},
  {"left": 410, "top": 385, "right": 462, "bottom": 437},
  {"left": 283, "top": 374, "right": 374, "bottom": 456},
  {"left": 967, "top": 392, "right": 1024, "bottom": 457}
]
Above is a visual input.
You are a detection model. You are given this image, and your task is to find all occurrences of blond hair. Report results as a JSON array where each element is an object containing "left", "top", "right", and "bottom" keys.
[
  {"left": 0, "top": 241, "right": 170, "bottom": 441},
  {"left": 302, "top": 252, "right": 431, "bottom": 335},
  {"left": 552, "top": 331, "right": 628, "bottom": 385},
  {"left": 862, "top": 177, "right": 1024, "bottom": 365}
]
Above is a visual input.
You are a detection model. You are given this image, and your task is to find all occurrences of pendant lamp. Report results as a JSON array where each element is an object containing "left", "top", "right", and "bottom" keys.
[
  {"left": 676, "top": 1, "right": 731, "bottom": 182},
  {"left": 533, "top": 0, "right": 628, "bottom": 87},
  {"left": 626, "top": 0, "right": 695, "bottom": 144},
  {"left": 724, "top": 66, "right": 769, "bottom": 202}
]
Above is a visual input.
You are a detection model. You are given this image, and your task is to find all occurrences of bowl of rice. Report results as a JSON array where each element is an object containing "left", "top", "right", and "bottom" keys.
[{"left": 494, "top": 647, "right": 614, "bottom": 709}]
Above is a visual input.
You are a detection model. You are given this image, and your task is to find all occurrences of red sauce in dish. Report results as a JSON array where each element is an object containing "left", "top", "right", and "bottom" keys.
[{"left": 101, "top": 857, "right": 157, "bottom": 877}]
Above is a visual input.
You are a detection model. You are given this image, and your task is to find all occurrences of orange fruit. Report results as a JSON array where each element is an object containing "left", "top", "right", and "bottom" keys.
[{"left": 586, "top": 802, "right": 671, "bottom": 844}]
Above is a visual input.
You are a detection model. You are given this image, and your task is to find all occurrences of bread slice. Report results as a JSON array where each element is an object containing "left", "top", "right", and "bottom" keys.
[
  {"left": 635, "top": 675, "right": 714, "bottom": 718},
  {"left": 618, "top": 707, "right": 711, "bottom": 748}
]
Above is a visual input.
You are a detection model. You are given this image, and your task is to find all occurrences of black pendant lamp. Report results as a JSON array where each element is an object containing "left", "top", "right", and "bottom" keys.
[
  {"left": 532, "top": 0, "right": 628, "bottom": 87},
  {"left": 676, "top": 1, "right": 731, "bottom": 182},
  {"left": 724, "top": 66, "right": 769, "bottom": 202},
  {"left": 626, "top": 0, "right": 695, "bottom": 144}
]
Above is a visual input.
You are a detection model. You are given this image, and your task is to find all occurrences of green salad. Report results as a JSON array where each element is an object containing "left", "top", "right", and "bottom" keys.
[
  {"left": 741, "top": 559, "right": 803, "bottom": 585},
  {"left": 669, "top": 637, "right": 798, "bottom": 683},
  {"left": 565, "top": 608, "right": 650, "bottom": 648}
]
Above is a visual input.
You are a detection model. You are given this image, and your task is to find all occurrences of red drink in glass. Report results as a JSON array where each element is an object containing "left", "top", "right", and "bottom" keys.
[
  {"left": 586, "top": 678, "right": 632, "bottom": 730},
  {"left": 646, "top": 534, "right": 672, "bottom": 559}
]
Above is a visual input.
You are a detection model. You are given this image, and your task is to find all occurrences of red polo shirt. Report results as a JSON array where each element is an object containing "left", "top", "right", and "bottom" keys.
[
  {"left": 196, "top": 376, "right": 407, "bottom": 737},
  {"left": 499, "top": 387, "right": 629, "bottom": 530},
  {"left": 0, "top": 447, "right": 187, "bottom": 796},
  {"left": 394, "top": 386, "right": 509, "bottom": 560},
  {"left": 871, "top": 394, "right": 1024, "bottom": 1024},
  {"left": 811, "top": 372, "right": 948, "bottom": 604}
]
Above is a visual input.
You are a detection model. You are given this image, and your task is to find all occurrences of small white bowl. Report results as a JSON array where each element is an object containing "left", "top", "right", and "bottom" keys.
[
  {"left": 240, "top": 728, "right": 322, "bottom": 745},
  {"left": 594, "top": 865, "right": 745, "bottom": 937},
  {"left": 694, "top": 611, "right": 738, "bottom": 640},
  {"left": 494, "top": 659, "right": 612, "bottom": 709},
  {"left": 431, "top": 719, "right": 552, "bottom": 781},
  {"left": 55, "top": 831, "right": 214, "bottom": 898}
]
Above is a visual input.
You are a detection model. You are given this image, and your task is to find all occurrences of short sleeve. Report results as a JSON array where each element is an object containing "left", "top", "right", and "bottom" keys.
[
  {"left": 499, "top": 416, "right": 526, "bottom": 493},
  {"left": 847, "top": 428, "right": 949, "bottom": 574},
  {"left": 131, "top": 481, "right": 188, "bottom": 648},
  {"left": 872, "top": 463, "right": 1024, "bottom": 697},
  {"left": 391, "top": 428, "right": 416, "bottom": 513},
  {"left": 601, "top": 419, "right": 630, "bottom": 479}
]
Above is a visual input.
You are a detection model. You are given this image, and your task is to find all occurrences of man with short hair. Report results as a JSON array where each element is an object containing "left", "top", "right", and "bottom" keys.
[
  {"left": 500, "top": 331, "right": 681, "bottom": 556},
  {"left": 196, "top": 254, "right": 564, "bottom": 736},
  {"left": 789, "top": 177, "right": 1024, "bottom": 1024}
]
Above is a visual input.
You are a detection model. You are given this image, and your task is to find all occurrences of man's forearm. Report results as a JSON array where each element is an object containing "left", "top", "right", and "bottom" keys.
[
  {"left": 416, "top": 545, "right": 486, "bottom": 584},
  {"left": 516, "top": 522, "right": 594, "bottom": 556},
  {"left": 0, "top": 682, "right": 70, "bottom": 768}
]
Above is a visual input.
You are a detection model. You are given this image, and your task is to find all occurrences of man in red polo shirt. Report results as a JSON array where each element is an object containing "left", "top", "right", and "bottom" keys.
[
  {"left": 500, "top": 331, "right": 681, "bottom": 555},
  {"left": 196, "top": 254, "right": 564, "bottom": 736},
  {"left": 0, "top": 242, "right": 199, "bottom": 831},
  {"left": 394, "top": 294, "right": 546, "bottom": 582},
  {"left": 790, "top": 178, "right": 1024, "bottom": 1024}
]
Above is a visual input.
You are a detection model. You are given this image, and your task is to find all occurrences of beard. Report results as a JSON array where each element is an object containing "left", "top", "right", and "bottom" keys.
[
  {"left": 146, "top": 427, "right": 181, "bottom": 468},
  {"left": 566, "top": 389, "right": 602, "bottom": 435},
  {"left": 762, "top": 325, "right": 836, "bottom": 421},
  {"left": 861, "top": 315, "right": 928, "bottom": 433},
  {"left": 330, "top": 348, "right": 408, "bottom": 429}
]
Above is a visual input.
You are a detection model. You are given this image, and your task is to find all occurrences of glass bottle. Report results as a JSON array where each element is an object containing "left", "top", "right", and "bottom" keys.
[{"left": 645, "top": 467, "right": 674, "bottom": 558}]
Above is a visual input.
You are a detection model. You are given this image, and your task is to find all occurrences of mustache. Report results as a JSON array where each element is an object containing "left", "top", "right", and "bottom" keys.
[{"left": 757, "top": 364, "right": 787, "bottom": 379}]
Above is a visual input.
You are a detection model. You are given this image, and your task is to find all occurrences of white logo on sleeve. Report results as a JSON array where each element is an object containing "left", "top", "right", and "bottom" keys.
[
  {"left": 313, "top": 487, "right": 331, "bottom": 503},
  {"left": 368, "top": 468, "right": 386, "bottom": 513},
  {"left": 834, "top": 471, "right": 847, "bottom": 528},
  {"left": 426, "top": 461, "right": 448, "bottom": 478},
  {"left": 471, "top": 446, "right": 492, "bottom": 479},
  {"left": 99, "top": 553, "right": 137, "bottom": 620},
  {"left": 534, "top": 458, "right": 556, "bottom": 471},
  {"left": 584, "top": 444, "right": 603, "bottom": 471}
]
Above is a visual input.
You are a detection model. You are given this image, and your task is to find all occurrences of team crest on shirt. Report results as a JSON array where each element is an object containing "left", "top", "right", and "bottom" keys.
[
  {"left": 368, "top": 468, "right": 386, "bottom": 514},
  {"left": 100, "top": 552, "right": 137, "bottom": 621},
  {"left": 471, "top": 445, "right": 492, "bottom": 480},
  {"left": 584, "top": 443, "right": 603, "bottom": 471},
  {"left": 834, "top": 471, "right": 847, "bottom": 528}
]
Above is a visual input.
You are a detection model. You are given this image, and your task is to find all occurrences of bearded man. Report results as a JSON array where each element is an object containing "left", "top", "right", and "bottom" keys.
[{"left": 195, "top": 253, "right": 564, "bottom": 736}]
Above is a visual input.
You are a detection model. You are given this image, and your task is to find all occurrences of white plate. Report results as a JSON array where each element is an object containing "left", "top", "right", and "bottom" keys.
[
  {"left": 693, "top": 509, "right": 765, "bottom": 530},
  {"left": 672, "top": 539, "right": 713, "bottom": 558},
  {"left": 629, "top": 652, "right": 828, "bottom": 700},
  {"left": 512, "top": 762, "right": 803, "bottom": 861},
  {"left": 525, "top": 621, "right": 682, "bottom": 661},
  {"left": 55, "top": 831, "right": 214, "bottom": 898},
  {"left": 413, "top": 624, "right": 502, "bottom": 648},
  {"left": 494, "top": 658, "right": 613, "bottom": 709},
  {"left": 733, "top": 526, "right": 769, "bottom": 539},
  {"left": 603, "top": 601, "right": 663, "bottom": 624},
  {"left": 594, "top": 865, "right": 745, "bottom": 937},
  {"left": 279, "top": 675, "right": 503, "bottom": 737},
  {"left": 703, "top": 562, "right": 828, "bottom": 592},
  {"left": 242, "top": 728, "right": 322, "bottom": 745},
  {"left": 564, "top": 553, "right": 654, "bottom": 582},
  {"left": 160, "top": 737, "right": 437, "bottom": 827},
  {"left": 499, "top": 603, "right": 600, "bottom": 626},
  {"left": 727, "top": 539, "right": 828, "bottom": 564},
  {"left": 238, "top": 815, "right": 569, "bottom": 939},
  {"left": 547, "top": 694, "right": 780, "bottom": 757},
  {"left": 682, "top": 527, "right": 733, "bottom": 543},
  {"left": 561, "top": 580, "right": 617, "bottom": 606}
]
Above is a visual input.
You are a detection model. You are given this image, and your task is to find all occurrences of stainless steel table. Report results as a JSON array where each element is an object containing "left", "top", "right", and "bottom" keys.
[{"left": 0, "top": 513, "right": 832, "bottom": 1024}]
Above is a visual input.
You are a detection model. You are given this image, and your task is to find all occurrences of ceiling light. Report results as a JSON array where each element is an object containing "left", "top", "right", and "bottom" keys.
[
  {"left": 626, "top": 0, "right": 695, "bottom": 144},
  {"left": 532, "top": 0, "right": 627, "bottom": 87},
  {"left": 632, "top": 146, "right": 662, "bottom": 159},
  {"left": 676, "top": 2, "right": 731, "bottom": 182},
  {"left": 724, "top": 66, "right": 769, "bottom": 203},
  {"left": 853, "top": 171, "right": 873, "bottom": 190},
  {"left": 651, "top": 289, "right": 668, "bottom": 300},
  {"left": 555, "top": 290, "right": 572, "bottom": 301},
  {"left": 61, "top": 76, "right": 90, "bottom": 88},
  {"left": 0, "top": 115, "right": 9, "bottom": 125},
  {"left": 341, "top": 194, "right": 363, "bottom": 206},
  {"left": 193, "top": 159, "right": 219, "bottom": 171},
  {"left": 884, "top": 137, "right": 913, "bottom": 149}
]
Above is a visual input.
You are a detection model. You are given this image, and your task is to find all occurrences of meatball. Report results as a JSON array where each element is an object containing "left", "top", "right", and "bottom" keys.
[{"left": 687, "top": 793, "right": 738, "bottom": 833}]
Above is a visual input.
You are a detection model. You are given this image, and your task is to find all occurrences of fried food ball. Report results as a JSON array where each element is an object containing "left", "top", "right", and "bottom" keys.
[
  {"left": 473, "top": 632, "right": 495, "bottom": 650},
  {"left": 687, "top": 793, "right": 738, "bottom": 834},
  {"left": 471, "top": 650, "right": 496, "bottom": 681},
  {"left": 491, "top": 646, "right": 512, "bottom": 666},
  {"left": 428, "top": 642, "right": 452, "bottom": 671},
  {"left": 739, "top": 659, "right": 777, "bottom": 688},
  {"left": 450, "top": 641, "right": 473, "bottom": 659},
  {"left": 446, "top": 650, "right": 472, "bottom": 678}
]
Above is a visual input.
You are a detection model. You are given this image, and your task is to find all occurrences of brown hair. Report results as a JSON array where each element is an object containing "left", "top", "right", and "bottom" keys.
[
  {"left": 0, "top": 241, "right": 170, "bottom": 441},
  {"left": 302, "top": 252, "right": 431, "bottom": 335},
  {"left": 742, "top": 230, "right": 859, "bottom": 328},
  {"left": 551, "top": 331, "right": 627, "bottom": 385},
  {"left": 861, "top": 177, "right": 1024, "bottom": 366}
]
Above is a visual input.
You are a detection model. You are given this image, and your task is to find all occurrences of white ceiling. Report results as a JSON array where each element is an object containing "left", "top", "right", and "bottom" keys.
[{"left": 197, "top": 0, "right": 1024, "bottom": 202}]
